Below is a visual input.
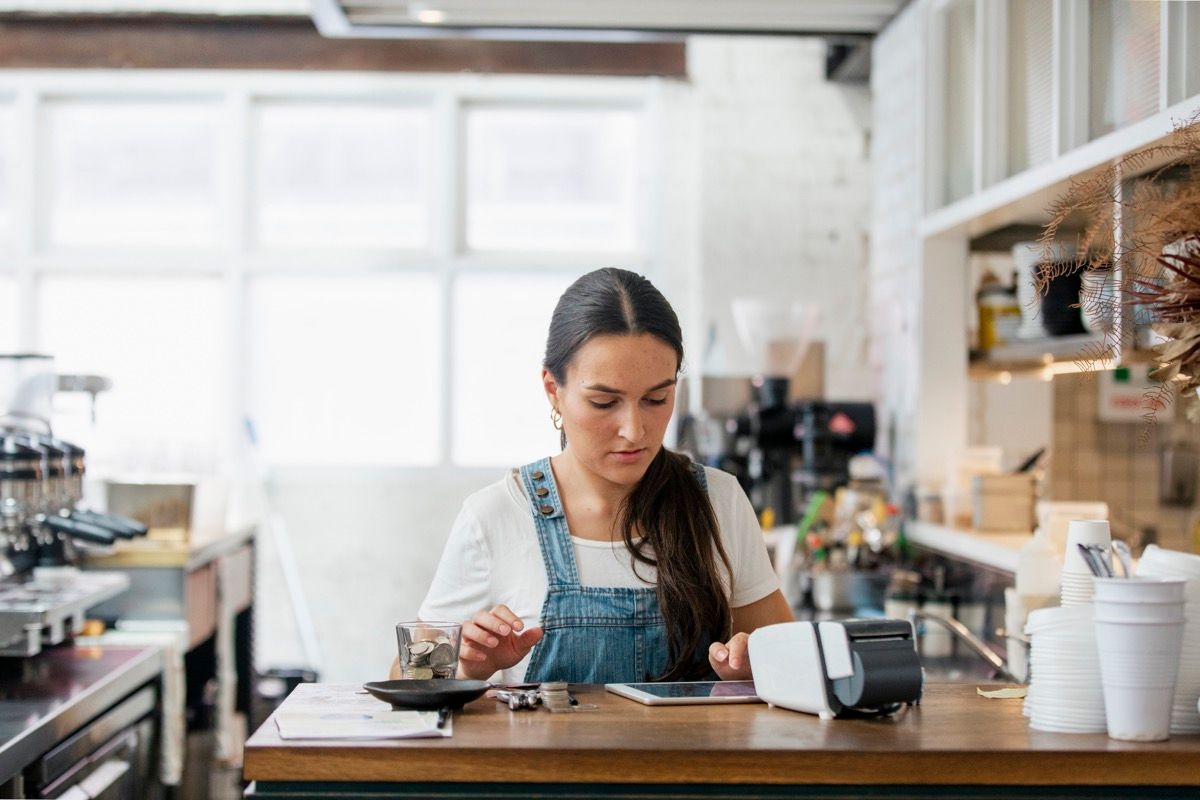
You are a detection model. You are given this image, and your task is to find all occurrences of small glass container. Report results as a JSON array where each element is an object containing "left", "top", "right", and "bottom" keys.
[{"left": 395, "top": 621, "right": 462, "bottom": 680}]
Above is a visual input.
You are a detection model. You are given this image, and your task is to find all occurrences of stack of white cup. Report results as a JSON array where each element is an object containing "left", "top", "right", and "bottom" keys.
[
  {"left": 1023, "top": 605, "right": 1106, "bottom": 733},
  {"left": 1061, "top": 520, "right": 1113, "bottom": 606},
  {"left": 1135, "top": 545, "right": 1200, "bottom": 734},
  {"left": 1093, "top": 576, "right": 1187, "bottom": 741}
]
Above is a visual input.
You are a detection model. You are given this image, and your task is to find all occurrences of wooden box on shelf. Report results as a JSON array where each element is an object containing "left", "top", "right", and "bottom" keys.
[{"left": 971, "top": 474, "right": 1036, "bottom": 533}]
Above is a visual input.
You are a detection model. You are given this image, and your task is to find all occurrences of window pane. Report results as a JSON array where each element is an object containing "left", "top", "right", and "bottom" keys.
[
  {"left": 253, "top": 103, "right": 431, "bottom": 249},
  {"left": 43, "top": 100, "right": 222, "bottom": 248},
  {"left": 1006, "top": 0, "right": 1053, "bottom": 176},
  {"left": 0, "top": 107, "right": 11, "bottom": 248},
  {"left": 249, "top": 274, "right": 440, "bottom": 466},
  {"left": 37, "top": 276, "right": 227, "bottom": 473},
  {"left": 0, "top": 277, "right": 19, "bottom": 351},
  {"left": 452, "top": 272, "right": 572, "bottom": 467},
  {"left": 942, "top": 0, "right": 976, "bottom": 204},
  {"left": 466, "top": 108, "right": 642, "bottom": 252},
  {"left": 1090, "top": 0, "right": 1161, "bottom": 140}
]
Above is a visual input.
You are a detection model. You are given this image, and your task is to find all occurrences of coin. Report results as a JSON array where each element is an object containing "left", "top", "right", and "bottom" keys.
[
  {"left": 539, "top": 681, "right": 572, "bottom": 712},
  {"left": 408, "top": 641, "right": 436, "bottom": 658},
  {"left": 429, "top": 642, "right": 456, "bottom": 668},
  {"left": 403, "top": 635, "right": 457, "bottom": 678}
]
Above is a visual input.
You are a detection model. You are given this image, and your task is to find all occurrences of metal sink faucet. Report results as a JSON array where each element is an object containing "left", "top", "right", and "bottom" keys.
[{"left": 907, "top": 609, "right": 1024, "bottom": 684}]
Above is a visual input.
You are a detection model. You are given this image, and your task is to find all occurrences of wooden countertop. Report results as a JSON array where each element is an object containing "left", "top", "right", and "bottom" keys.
[{"left": 243, "top": 683, "right": 1200, "bottom": 787}]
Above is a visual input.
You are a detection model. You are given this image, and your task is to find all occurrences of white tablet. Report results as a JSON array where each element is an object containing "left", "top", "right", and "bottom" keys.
[{"left": 605, "top": 680, "right": 761, "bottom": 706}]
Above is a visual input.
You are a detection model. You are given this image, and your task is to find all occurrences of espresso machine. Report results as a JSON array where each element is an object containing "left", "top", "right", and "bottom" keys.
[
  {"left": 690, "top": 299, "right": 876, "bottom": 524},
  {"left": 0, "top": 354, "right": 146, "bottom": 657},
  {"left": 724, "top": 391, "right": 876, "bottom": 525}
]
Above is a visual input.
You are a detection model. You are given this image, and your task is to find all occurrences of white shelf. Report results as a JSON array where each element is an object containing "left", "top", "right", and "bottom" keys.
[
  {"left": 920, "top": 97, "right": 1200, "bottom": 242},
  {"left": 904, "top": 521, "right": 1028, "bottom": 574}
]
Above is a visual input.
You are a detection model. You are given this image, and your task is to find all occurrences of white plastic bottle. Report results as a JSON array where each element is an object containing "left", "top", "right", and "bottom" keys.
[
  {"left": 1015, "top": 526, "right": 1062, "bottom": 601},
  {"left": 1008, "top": 527, "right": 1062, "bottom": 682}
]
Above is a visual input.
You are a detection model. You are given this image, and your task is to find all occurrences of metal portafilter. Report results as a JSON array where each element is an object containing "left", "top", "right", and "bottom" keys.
[
  {"left": 19, "top": 433, "right": 146, "bottom": 541},
  {"left": 0, "top": 430, "right": 158, "bottom": 570}
]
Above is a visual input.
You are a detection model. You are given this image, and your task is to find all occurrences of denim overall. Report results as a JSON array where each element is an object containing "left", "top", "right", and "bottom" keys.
[{"left": 519, "top": 455, "right": 709, "bottom": 684}]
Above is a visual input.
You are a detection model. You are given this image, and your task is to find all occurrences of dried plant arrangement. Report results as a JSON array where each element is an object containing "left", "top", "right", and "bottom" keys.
[{"left": 1036, "top": 111, "right": 1200, "bottom": 423}]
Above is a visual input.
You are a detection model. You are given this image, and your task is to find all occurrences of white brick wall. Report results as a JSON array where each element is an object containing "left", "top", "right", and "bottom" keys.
[
  {"left": 870, "top": 3, "right": 924, "bottom": 482},
  {"left": 686, "top": 36, "right": 873, "bottom": 400}
]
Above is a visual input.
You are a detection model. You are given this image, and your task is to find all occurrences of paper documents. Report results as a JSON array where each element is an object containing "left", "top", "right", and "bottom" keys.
[
  {"left": 273, "top": 684, "right": 452, "bottom": 740},
  {"left": 274, "top": 710, "right": 449, "bottom": 740}
]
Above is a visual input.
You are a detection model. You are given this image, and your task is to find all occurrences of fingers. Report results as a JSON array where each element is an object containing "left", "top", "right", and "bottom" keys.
[
  {"left": 471, "top": 606, "right": 524, "bottom": 640},
  {"left": 708, "top": 633, "right": 752, "bottom": 679},
  {"left": 459, "top": 640, "right": 490, "bottom": 662},
  {"left": 490, "top": 604, "right": 525, "bottom": 632},
  {"left": 513, "top": 626, "right": 544, "bottom": 657},
  {"left": 461, "top": 607, "right": 535, "bottom": 666},
  {"left": 725, "top": 632, "right": 750, "bottom": 671}
]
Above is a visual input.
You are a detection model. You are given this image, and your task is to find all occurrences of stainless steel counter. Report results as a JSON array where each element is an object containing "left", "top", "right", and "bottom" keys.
[{"left": 0, "top": 644, "right": 163, "bottom": 785}]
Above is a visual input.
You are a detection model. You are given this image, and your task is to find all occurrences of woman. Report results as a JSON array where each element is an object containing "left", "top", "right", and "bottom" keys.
[{"left": 413, "top": 268, "right": 793, "bottom": 685}]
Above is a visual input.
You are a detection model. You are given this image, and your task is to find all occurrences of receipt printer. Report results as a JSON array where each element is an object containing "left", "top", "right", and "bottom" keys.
[{"left": 748, "top": 619, "right": 923, "bottom": 720}]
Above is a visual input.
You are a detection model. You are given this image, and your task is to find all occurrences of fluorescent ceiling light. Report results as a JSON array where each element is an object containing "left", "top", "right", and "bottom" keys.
[{"left": 312, "top": 0, "right": 906, "bottom": 40}]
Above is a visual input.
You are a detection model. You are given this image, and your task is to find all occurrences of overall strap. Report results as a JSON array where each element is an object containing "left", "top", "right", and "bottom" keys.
[
  {"left": 518, "top": 457, "right": 579, "bottom": 587},
  {"left": 689, "top": 459, "right": 709, "bottom": 493}
]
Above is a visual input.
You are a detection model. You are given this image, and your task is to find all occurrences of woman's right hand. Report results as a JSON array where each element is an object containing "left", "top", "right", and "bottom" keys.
[{"left": 458, "top": 604, "right": 543, "bottom": 680}]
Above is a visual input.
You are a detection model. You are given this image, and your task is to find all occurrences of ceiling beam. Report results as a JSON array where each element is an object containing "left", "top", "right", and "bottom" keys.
[{"left": 0, "top": 15, "right": 688, "bottom": 75}]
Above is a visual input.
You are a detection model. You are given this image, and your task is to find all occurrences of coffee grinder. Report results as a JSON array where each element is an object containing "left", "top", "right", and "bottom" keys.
[{"left": 722, "top": 299, "right": 816, "bottom": 524}]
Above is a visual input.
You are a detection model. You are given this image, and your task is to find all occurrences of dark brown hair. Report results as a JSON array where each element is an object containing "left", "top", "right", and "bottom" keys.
[{"left": 544, "top": 267, "right": 733, "bottom": 680}]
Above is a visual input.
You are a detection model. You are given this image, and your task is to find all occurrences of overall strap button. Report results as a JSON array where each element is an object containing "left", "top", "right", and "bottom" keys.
[
  {"left": 531, "top": 470, "right": 545, "bottom": 481},
  {"left": 539, "top": 504, "right": 554, "bottom": 515},
  {"left": 535, "top": 486, "right": 549, "bottom": 498}
]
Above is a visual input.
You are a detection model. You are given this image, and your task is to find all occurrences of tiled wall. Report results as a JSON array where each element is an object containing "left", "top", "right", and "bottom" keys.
[{"left": 1048, "top": 373, "right": 1199, "bottom": 552}]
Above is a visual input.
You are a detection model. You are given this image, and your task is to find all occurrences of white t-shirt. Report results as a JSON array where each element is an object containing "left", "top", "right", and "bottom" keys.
[{"left": 418, "top": 464, "right": 780, "bottom": 683}]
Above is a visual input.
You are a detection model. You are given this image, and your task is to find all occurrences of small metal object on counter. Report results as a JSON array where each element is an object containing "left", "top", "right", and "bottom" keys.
[
  {"left": 539, "top": 681, "right": 572, "bottom": 713},
  {"left": 495, "top": 687, "right": 540, "bottom": 711},
  {"left": 494, "top": 681, "right": 598, "bottom": 713}
]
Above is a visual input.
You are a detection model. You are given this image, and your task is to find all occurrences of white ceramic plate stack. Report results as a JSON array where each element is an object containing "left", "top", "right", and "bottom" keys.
[
  {"left": 1023, "top": 605, "right": 1107, "bottom": 733},
  {"left": 1135, "top": 544, "right": 1200, "bottom": 734},
  {"left": 1060, "top": 520, "right": 1112, "bottom": 607}
]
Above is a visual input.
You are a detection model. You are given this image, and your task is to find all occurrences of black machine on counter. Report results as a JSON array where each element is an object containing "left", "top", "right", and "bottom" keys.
[
  {"left": 749, "top": 619, "right": 923, "bottom": 720},
  {"left": 0, "top": 354, "right": 146, "bottom": 657},
  {"left": 717, "top": 376, "right": 876, "bottom": 525}
]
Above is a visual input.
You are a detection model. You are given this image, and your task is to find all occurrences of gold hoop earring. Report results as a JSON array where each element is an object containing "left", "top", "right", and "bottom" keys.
[{"left": 550, "top": 408, "right": 563, "bottom": 431}]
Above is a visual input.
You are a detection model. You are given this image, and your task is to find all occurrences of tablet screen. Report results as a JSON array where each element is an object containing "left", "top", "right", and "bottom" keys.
[
  {"left": 617, "top": 680, "right": 757, "bottom": 699},
  {"left": 605, "top": 680, "right": 762, "bottom": 705}
]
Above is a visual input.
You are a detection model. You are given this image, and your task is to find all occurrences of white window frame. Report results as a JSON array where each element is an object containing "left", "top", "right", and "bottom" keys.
[{"left": 0, "top": 69, "right": 665, "bottom": 471}]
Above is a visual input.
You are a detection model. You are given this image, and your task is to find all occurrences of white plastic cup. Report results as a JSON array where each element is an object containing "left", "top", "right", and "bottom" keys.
[
  {"left": 1101, "top": 683, "right": 1177, "bottom": 741},
  {"left": 1095, "top": 616, "right": 1184, "bottom": 741},
  {"left": 1093, "top": 576, "right": 1187, "bottom": 604},
  {"left": 1094, "top": 602, "right": 1187, "bottom": 624},
  {"left": 1063, "top": 519, "right": 1112, "bottom": 575}
]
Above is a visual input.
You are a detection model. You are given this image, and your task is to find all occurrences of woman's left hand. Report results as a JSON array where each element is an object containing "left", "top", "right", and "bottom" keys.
[{"left": 708, "top": 632, "right": 752, "bottom": 680}]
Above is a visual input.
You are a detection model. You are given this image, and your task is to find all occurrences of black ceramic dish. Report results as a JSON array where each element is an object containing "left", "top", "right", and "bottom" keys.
[{"left": 362, "top": 679, "right": 490, "bottom": 711}]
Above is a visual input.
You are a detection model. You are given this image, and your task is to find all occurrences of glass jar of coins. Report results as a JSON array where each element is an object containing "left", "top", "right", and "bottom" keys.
[{"left": 395, "top": 621, "right": 462, "bottom": 679}]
